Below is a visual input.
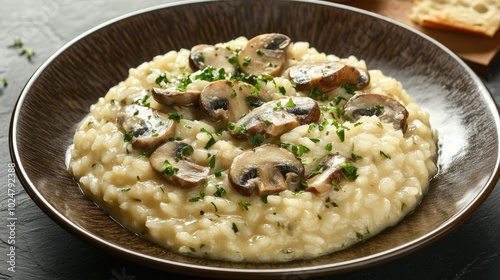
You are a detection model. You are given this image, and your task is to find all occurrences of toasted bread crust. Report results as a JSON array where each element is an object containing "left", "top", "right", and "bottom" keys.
[{"left": 411, "top": 0, "right": 500, "bottom": 37}]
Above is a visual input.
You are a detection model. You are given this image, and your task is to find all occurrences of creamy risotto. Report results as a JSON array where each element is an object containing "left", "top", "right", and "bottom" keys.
[{"left": 69, "top": 34, "right": 437, "bottom": 262}]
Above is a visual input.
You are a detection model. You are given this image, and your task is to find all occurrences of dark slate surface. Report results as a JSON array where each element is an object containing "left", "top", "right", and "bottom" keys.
[{"left": 1, "top": 1, "right": 499, "bottom": 279}]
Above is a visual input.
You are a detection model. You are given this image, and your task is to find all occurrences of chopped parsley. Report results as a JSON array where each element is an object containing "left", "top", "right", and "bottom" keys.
[
  {"left": 355, "top": 232, "right": 364, "bottom": 240},
  {"left": 227, "top": 122, "right": 236, "bottom": 130},
  {"left": 351, "top": 153, "right": 362, "bottom": 161},
  {"left": 249, "top": 134, "right": 264, "bottom": 146},
  {"left": 9, "top": 39, "right": 35, "bottom": 61},
  {"left": 213, "top": 185, "right": 227, "bottom": 197},
  {"left": 177, "top": 75, "right": 192, "bottom": 91},
  {"left": 285, "top": 98, "right": 296, "bottom": 107},
  {"left": 208, "top": 154, "right": 216, "bottom": 169},
  {"left": 336, "top": 129, "right": 345, "bottom": 142},
  {"left": 278, "top": 85, "right": 286, "bottom": 95},
  {"left": 1, "top": 78, "right": 8, "bottom": 88},
  {"left": 324, "top": 143, "right": 333, "bottom": 151},
  {"left": 168, "top": 112, "right": 182, "bottom": 123},
  {"left": 239, "top": 199, "right": 251, "bottom": 210},
  {"left": 233, "top": 124, "right": 247, "bottom": 135},
  {"left": 18, "top": 47, "right": 35, "bottom": 61},
  {"left": 380, "top": 150, "right": 391, "bottom": 159},
  {"left": 180, "top": 144, "right": 194, "bottom": 158},
  {"left": 195, "top": 66, "right": 226, "bottom": 82},
  {"left": 277, "top": 142, "right": 290, "bottom": 149},
  {"left": 140, "top": 94, "right": 151, "bottom": 107},
  {"left": 214, "top": 169, "right": 224, "bottom": 177},
  {"left": 9, "top": 39, "right": 23, "bottom": 48},
  {"left": 318, "top": 120, "right": 329, "bottom": 131},
  {"left": 155, "top": 73, "right": 169, "bottom": 86},
  {"left": 200, "top": 128, "right": 216, "bottom": 149},
  {"left": 124, "top": 130, "right": 134, "bottom": 142},
  {"left": 161, "top": 160, "right": 179, "bottom": 176},
  {"left": 291, "top": 144, "right": 310, "bottom": 157},
  {"left": 340, "top": 162, "right": 358, "bottom": 181},
  {"left": 309, "top": 87, "right": 328, "bottom": 101},
  {"left": 332, "top": 106, "right": 343, "bottom": 119},
  {"left": 227, "top": 54, "right": 238, "bottom": 65},
  {"left": 341, "top": 83, "right": 356, "bottom": 94},
  {"left": 189, "top": 192, "right": 205, "bottom": 202},
  {"left": 242, "top": 56, "right": 252, "bottom": 66},
  {"left": 310, "top": 165, "right": 324, "bottom": 176},
  {"left": 331, "top": 95, "right": 347, "bottom": 106}
]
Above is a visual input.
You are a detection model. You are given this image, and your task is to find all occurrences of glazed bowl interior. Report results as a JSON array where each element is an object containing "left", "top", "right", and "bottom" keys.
[{"left": 10, "top": 0, "right": 500, "bottom": 278}]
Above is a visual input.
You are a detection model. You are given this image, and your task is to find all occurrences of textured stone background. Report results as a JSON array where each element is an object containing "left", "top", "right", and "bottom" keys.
[{"left": 1, "top": 1, "right": 499, "bottom": 279}]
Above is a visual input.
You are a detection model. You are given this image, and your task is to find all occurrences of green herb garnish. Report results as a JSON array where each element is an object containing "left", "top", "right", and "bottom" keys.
[
  {"left": 155, "top": 73, "right": 169, "bottom": 86},
  {"left": 239, "top": 199, "right": 251, "bottom": 210},
  {"left": 249, "top": 134, "right": 264, "bottom": 146},
  {"left": 340, "top": 162, "right": 358, "bottom": 181},
  {"left": 213, "top": 185, "right": 227, "bottom": 197},
  {"left": 168, "top": 112, "right": 182, "bottom": 123},
  {"left": 161, "top": 160, "right": 179, "bottom": 176},
  {"left": 380, "top": 151, "right": 391, "bottom": 159}
]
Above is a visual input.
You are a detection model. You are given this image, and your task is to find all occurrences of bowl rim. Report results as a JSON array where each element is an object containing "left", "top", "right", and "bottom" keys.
[{"left": 9, "top": 0, "right": 500, "bottom": 277}]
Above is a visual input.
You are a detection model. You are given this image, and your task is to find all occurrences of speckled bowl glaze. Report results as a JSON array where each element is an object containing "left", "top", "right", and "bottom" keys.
[{"left": 9, "top": 0, "right": 500, "bottom": 278}]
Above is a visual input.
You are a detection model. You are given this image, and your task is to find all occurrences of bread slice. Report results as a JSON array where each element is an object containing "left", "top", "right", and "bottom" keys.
[{"left": 410, "top": 0, "right": 500, "bottom": 37}]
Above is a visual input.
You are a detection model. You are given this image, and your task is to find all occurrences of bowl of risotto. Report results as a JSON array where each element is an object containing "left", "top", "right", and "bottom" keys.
[{"left": 9, "top": 0, "right": 500, "bottom": 278}]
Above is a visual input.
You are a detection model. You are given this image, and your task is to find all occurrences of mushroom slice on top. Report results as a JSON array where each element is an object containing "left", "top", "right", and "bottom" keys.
[
  {"left": 152, "top": 87, "right": 201, "bottom": 107},
  {"left": 117, "top": 104, "right": 176, "bottom": 150},
  {"left": 189, "top": 44, "right": 236, "bottom": 74},
  {"left": 199, "top": 80, "right": 270, "bottom": 123},
  {"left": 287, "top": 61, "right": 370, "bottom": 92},
  {"left": 229, "top": 97, "right": 320, "bottom": 140},
  {"left": 305, "top": 154, "right": 349, "bottom": 195},
  {"left": 343, "top": 93, "right": 409, "bottom": 133},
  {"left": 229, "top": 144, "right": 304, "bottom": 196},
  {"left": 150, "top": 141, "right": 210, "bottom": 188},
  {"left": 238, "top": 33, "right": 291, "bottom": 76}
]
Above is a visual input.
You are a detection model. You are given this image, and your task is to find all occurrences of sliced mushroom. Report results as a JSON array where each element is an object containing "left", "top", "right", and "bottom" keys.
[
  {"left": 229, "top": 97, "right": 320, "bottom": 140},
  {"left": 117, "top": 104, "right": 176, "bottom": 150},
  {"left": 343, "top": 93, "right": 408, "bottom": 132},
  {"left": 189, "top": 44, "right": 236, "bottom": 74},
  {"left": 287, "top": 61, "right": 370, "bottom": 92},
  {"left": 199, "top": 80, "right": 270, "bottom": 123},
  {"left": 238, "top": 33, "right": 291, "bottom": 76},
  {"left": 305, "top": 154, "right": 348, "bottom": 195},
  {"left": 151, "top": 87, "right": 201, "bottom": 107},
  {"left": 229, "top": 144, "right": 304, "bottom": 196},
  {"left": 150, "top": 141, "right": 210, "bottom": 188}
]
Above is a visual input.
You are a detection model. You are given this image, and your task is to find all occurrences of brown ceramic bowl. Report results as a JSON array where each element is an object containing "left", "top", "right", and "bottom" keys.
[{"left": 9, "top": 0, "right": 500, "bottom": 278}]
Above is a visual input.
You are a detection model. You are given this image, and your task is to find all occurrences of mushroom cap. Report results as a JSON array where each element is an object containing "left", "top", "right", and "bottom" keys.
[
  {"left": 189, "top": 44, "right": 236, "bottom": 74},
  {"left": 150, "top": 141, "right": 210, "bottom": 188},
  {"left": 229, "top": 96, "right": 320, "bottom": 140},
  {"left": 229, "top": 144, "right": 304, "bottom": 196},
  {"left": 151, "top": 87, "right": 201, "bottom": 107},
  {"left": 238, "top": 33, "right": 291, "bottom": 76},
  {"left": 287, "top": 61, "right": 370, "bottom": 92},
  {"left": 199, "top": 80, "right": 270, "bottom": 124},
  {"left": 116, "top": 104, "right": 176, "bottom": 150},
  {"left": 343, "top": 93, "right": 409, "bottom": 133},
  {"left": 305, "top": 154, "right": 348, "bottom": 195}
]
